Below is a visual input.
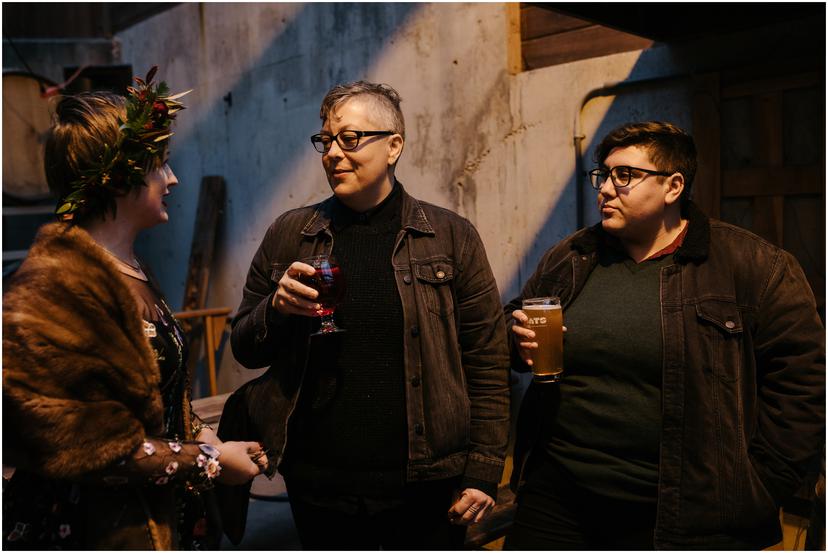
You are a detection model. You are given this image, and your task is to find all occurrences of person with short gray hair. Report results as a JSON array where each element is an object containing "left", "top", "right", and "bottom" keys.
[{"left": 232, "top": 80, "right": 510, "bottom": 549}]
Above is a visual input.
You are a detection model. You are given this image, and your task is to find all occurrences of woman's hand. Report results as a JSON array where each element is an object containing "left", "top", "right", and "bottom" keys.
[
  {"left": 271, "top": 261, "right": 320, "bottom": 316},
  {"left": 447, "top": 488, "right": 496, "bottom": 525},
  {"left": 214, "top": 441, "right": 262, "bottom": 485}
]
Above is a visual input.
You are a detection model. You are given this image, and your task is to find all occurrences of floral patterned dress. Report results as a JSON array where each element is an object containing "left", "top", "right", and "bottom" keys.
[{"left": 3, "top": 268, "right": 218, "bottom": 549}]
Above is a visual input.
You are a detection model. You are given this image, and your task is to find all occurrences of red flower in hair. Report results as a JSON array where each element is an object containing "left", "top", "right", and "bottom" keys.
[
  {"left": 56, "top": 65, "right": 190, "bottom": 221},
  {"left": 153, "top": 101, "right": 168, "bottom": 118}
]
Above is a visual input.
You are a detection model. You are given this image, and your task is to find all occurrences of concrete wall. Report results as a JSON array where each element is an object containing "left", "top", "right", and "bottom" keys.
[
  {"left": 113, "top": 3, "right": 818, "bottom": 393},
  {"left": 116, "top": 3, "right": 522, "bottom": 391}
]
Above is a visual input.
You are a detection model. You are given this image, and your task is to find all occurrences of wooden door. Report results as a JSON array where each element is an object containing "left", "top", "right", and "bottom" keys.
[{"left": 693, "top": 70, "right": 825, "bottom": 317}]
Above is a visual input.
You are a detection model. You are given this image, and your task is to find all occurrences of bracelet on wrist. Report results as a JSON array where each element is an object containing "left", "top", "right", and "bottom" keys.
[{"left": 191, "top": 421, "right": 214, "bottom": 438}]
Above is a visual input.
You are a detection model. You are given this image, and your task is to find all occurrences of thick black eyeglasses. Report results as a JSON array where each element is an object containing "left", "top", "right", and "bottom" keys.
[
  {"left": 310, "top": 130, "right": 395, "bottom": 153},
  {"left": 586, "top": 165, "right": 673, "bottom": 190}
]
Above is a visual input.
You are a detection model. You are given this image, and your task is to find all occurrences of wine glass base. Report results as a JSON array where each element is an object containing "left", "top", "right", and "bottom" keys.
[{"left": 311, "top": 327, "right": 346, "bottom": 336}]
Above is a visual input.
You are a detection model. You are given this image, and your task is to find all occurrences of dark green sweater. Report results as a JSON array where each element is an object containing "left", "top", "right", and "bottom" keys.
[{"left": 544, "top": 247, "right": 674, "bottom": 503}]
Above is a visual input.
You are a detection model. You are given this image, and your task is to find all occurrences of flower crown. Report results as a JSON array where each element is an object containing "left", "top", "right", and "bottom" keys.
[{"left": 56, "top": 66, "right": 191, "bottom": 221}]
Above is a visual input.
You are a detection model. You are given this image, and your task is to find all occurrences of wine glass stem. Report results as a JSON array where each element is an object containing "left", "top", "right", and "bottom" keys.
[{"left": 319, "top": 313, "right": 337, "bottom": 332}]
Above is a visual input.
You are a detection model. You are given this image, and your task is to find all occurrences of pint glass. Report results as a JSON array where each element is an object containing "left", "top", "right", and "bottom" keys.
[{"left": 522, "top": 297, "right": 563, "bottom": 383}]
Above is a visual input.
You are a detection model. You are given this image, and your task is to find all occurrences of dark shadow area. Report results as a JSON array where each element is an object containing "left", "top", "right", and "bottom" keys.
[{"left": 220, "top": 499, "right": 301, "bottom": 551}]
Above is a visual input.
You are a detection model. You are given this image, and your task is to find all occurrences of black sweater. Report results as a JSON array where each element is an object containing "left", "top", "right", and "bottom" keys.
[{"left": 284, "top": 186, "right": 408, "bottom": 496}]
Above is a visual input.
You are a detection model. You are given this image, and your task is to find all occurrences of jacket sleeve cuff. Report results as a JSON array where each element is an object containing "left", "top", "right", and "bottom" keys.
[
  {"left": 264, "top": 292, "right": 289, "bottom": 328},
  {"left": 462, "top": 454, "right": 504, "bottom": 499},
  {"left": 253, "top": 291, "right": 289, "bottom": 344},
  {"left": 506, "top": 318, "right": 532, "bottom": 372},
  {"left": 460, "top": 476, "right": 498, "bottom": 501}
]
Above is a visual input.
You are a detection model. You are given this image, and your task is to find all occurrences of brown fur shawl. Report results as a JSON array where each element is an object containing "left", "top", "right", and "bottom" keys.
[{"left": 3, "top": 222, "right": 164, "bottom": 478}]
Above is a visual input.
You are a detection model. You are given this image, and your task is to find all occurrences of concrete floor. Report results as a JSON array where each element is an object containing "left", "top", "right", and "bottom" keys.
[
  {"left": 220, "top": 497, "right": 301, "bottom": 550},
  {"left": 215, "top": 473, "right": 816, "bottom": 551},
  {"left": 219, "top": 474, "right": 302, "bottom": 550}
]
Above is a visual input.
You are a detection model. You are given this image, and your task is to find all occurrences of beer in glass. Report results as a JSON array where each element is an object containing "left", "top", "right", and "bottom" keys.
[{"left": 522, "top": 297, "right": 563, "bottom": 382}]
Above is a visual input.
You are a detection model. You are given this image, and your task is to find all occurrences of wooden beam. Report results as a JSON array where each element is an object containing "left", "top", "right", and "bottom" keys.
[
  {"left": 522, "top": 25, "right": 653, "bottom": 69},
  {"left": 520, "top": 6, "right": 591, "bottom": 41},
  {"left": 175, "top": 307, "right": 232, "bottom": 397},
  {"left": 181, "top": 175, "right": 226, "bottom": 397},
  {"left": 181, "top": 176, "right": 226, "bottom": 313},
  {"left": 174, "top": 307, "right": 232, "bottom": 320},
  {"left": 506, "top": 3, "right": 523, "bottom": 75}
]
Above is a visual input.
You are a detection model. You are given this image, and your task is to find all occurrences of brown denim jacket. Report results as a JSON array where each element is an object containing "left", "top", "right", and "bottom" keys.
[
  {"left": 231, "top": 184, "right": 510, "bottom": 493},
  {"left": 506, "top": 202, "right": 825, "bottom": 549}
]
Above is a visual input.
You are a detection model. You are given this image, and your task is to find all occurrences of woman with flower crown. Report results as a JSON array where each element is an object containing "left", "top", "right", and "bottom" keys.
[{"left": 2, "top": 67, "right": 264, "bottom": 549}]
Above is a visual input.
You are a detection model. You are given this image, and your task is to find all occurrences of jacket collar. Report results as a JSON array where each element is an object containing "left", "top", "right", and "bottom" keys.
[
  {"left": 571, "top": 201, "right": 710, "bottom": 263},
  {"left": 301, "top": 180, "right": 434, "bottom": 237}
]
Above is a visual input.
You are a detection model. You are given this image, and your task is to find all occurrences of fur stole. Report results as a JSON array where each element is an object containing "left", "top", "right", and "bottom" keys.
[{"left": 3, "top": 222, "right": 164, "bottom": 479}]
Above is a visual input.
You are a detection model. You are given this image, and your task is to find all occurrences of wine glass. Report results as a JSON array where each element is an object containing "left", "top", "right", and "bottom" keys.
[{"left": 300, "top": 254, "right": 346, "bottom": 335}]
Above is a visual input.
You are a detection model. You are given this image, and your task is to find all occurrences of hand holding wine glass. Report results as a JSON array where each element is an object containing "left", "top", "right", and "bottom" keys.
[
  {"left": 271, "top": 260, "right": 322, "bottom": 317},
  {"left": 299, "top": 254, "right": 346, "bottom": 334},
  {"left": 271, "top": 254, "right": 346, "bottom": 334}
]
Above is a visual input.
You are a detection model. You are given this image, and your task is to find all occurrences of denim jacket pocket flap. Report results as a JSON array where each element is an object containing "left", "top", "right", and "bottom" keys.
[
  {"left": 696, "top": 299, "right": 743, "bottom": 334},
  {"left": 413, "top": 260, "right": 455, "bottom": 284}
]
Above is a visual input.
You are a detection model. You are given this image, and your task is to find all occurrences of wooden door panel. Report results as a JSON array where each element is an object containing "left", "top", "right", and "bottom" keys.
[{"left": 695, "top": 70, "right": 825, "bottom": 315}]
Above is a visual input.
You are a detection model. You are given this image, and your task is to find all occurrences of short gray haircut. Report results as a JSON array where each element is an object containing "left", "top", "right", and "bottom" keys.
[{"left": 319, "top": 80, "right": 405, "bottom": 138}]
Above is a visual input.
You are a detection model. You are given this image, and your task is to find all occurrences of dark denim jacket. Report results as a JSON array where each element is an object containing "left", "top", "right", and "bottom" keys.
[
  {"left": 506, "top": 202, "right": 825, "bottom": 549},
  {"left": 231, "top": 184, "right": 510, "bottom": 493}
]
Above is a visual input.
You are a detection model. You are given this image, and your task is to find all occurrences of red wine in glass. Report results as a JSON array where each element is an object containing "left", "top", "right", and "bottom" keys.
[{"left": 300, "top": 254, "right": 346, "bottom": 334}]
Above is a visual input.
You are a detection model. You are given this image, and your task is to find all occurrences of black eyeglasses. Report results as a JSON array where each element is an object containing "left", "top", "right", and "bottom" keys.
[
  {"left": 586, "top": 165, "right": 673, "bottom": 190},
  {"left": 310, "top": 130, "right": 395, "bottom": 153}
]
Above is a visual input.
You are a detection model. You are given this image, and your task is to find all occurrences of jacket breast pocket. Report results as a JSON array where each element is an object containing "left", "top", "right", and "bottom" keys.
[
  {"left": 695, "top": 299, "right": 744, "bottom": 382},
  {"left": 413, "top": 259, "right": 455, "bottom": 318}
]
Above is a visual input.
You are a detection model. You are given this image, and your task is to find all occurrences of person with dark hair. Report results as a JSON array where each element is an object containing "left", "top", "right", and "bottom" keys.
[
  {"left": 504, "top": 121, "right": 825, "bottom": 549},
  {"left": 231, "top": 80, "right": 510, "bottom": 549},
  {"left": 2, "top": 67, "right": 264, "bottom": 550}
]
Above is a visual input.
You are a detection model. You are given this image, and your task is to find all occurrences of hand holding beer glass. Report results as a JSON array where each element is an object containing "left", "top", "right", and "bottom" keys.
[{"left": 511, "top": 297, "right": 564, "bottom": 383}]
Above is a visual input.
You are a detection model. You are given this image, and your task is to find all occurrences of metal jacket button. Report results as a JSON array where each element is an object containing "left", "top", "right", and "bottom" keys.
[
  {"left": 436, "top": 270, "right": 446, "bottom": 279},
  {"left": 725, "top": 320, "right": 736, "bottom": 329},
  {"left": 411, "top": 325, "right": 420, "bottom": 337},
  {"left": 414, "top": 423, "right": 424, "bottom": 435},
  {"left": 403, "top": 274, "right": 412, "bottom": 284}
]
